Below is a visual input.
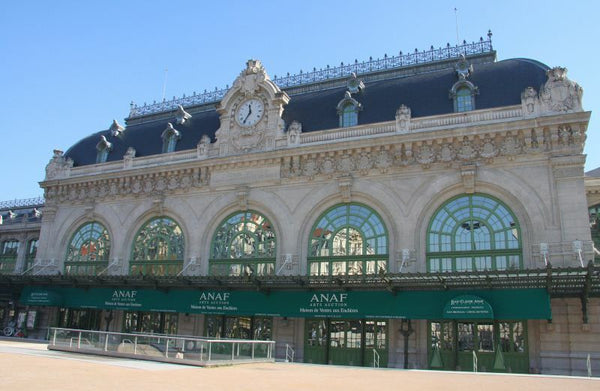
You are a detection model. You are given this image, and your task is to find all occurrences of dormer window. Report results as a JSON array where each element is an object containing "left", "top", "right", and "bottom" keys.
[
  {"left": 161, "top": 123, "right": 181, "bottom": 153},
  {"left": 96, "top": 135, "right": 112, "bottom": 163},
  {"left": 337, "top": 91, "right": 362, "bottom": 128},
  {"left": 450, "top": 55, "right": 478, "bottom": 113},
  {"left": 450, "top": 81, "right": 478, "bottom": 113}
]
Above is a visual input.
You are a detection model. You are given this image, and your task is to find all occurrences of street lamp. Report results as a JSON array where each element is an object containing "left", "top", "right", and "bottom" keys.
[{"left": 400, "top": 319, "right": 414, "bottom": 369}]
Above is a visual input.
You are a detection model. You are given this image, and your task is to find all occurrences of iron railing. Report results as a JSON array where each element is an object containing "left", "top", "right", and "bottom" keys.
[
  {"left": 48, "top": 327, "right": 275, "bottom": 366},
  {"left": 0, "top": 197, "right": 45, "bottom": 210},
  {"left": 128, "top": 35, "right": 493, "bottom": 118}
]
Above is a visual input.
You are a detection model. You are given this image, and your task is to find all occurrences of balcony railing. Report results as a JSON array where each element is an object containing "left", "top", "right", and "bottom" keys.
[
  {"left": 129, "top": 259, "right": 183, "bottom": 277},
  {"left": 64, "top": 261, "right": 109, "bottom": 276},
  {"left": 209, "top": 259, "right": 275, "bottom": 277},
  {"left": 128, "top": 35, "right": 493, "bottom": 118}
]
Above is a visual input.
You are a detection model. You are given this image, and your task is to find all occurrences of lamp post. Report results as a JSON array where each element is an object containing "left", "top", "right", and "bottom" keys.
[{"left": 400, "top": 319, "right": 414, "bottom": 369}]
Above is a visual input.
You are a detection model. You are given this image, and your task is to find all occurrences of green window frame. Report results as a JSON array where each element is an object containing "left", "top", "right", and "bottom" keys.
[
  {"left": 308, "top": 203, "right": 388, "bottom": 276},
  {"left": 340, "top": 103, "right": 358, "bottom": 127},
  {"left": 455, "top": 87, "right": 474, "bottom": 112},
  {"left": 65, "top": 222, "right": 111, "bottom": 275},
  {"left": 130, "top": 216, "right": 184, "bottom": 276},
  {"left": 427, "top": 194, "right": 522, "bottom": 272},
  {"left": 209, "top": 210, "right": 276, "bottom": 276},
  {"left": 0, "top": 240, "right": 20, "bottom": 274},
  {"left": 25, "top": 238, "right": 38, "bottom": 273}
]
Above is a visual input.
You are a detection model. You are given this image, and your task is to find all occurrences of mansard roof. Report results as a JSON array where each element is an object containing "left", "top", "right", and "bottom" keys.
[{"left": 64, "top": 57, "right": 549, "bottom": 167}]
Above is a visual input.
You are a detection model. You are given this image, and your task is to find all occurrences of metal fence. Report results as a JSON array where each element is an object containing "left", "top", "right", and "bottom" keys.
[{"left": 48, "top": 327, "right": 275, "bottom": 366}]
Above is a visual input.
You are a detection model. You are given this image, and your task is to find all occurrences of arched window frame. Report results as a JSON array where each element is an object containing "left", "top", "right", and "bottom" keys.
[
  {"left": 308, "top": 203, "right": 388, "bottom": 276},
  {"left": 426, "top": 194, "right": 522, "bottom": 272},
  {"left": 0, "top": 239, "right": 19, "bottom": 273},
  {"left": 130, "top": 216, "right": 185, "bottom": 276},
  {"left": 161, "top": 123, "right": 181, "bottom": 153},
  {"left": 336, "top": 92, "right": 362, "bottom": 128},
  {"left": 96, "top": 135, "right": 112, "bottom": 164},
  {"left": 209, "top": 210, "right": 277, "bottom": 276},
  {"left": 64, "top": 222, "right": 111, "bottom": 275},
  {"left": 25, "top": 238, "right": 38, "bottom": 272},
  {"left": 449, "top": 80, "right": 478, "bottom": 113}
]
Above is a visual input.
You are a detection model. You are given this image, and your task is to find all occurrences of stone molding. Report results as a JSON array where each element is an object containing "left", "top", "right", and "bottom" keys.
[{"left": 43, "top": 167, "right": 209, "bottom": 205}]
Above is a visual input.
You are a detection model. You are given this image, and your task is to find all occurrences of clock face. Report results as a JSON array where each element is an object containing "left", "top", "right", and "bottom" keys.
[{"left": 236, "top": 98, "right": 264, "bottom": 127}]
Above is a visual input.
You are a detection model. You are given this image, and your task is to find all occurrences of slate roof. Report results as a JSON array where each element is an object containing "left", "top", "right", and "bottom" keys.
[
  {"left": 64, "top": 57, "right": 550, "bottom": 167},
  {"left": 586, "top": 167, "right": 600, "bottom": 178}
]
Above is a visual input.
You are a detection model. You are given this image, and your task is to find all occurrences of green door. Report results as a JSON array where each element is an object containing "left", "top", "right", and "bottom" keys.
[
  {"left": 304, "top": 319, "right": 388, "bottom": 367},
  {"left": 429, "top": 320, "right": 528, "bottom": 373},
  {"left": 304, "top": 319, "right": 328, "bottom": 364}
]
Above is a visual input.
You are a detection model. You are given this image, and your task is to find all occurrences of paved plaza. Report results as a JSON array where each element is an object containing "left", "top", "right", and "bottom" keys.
[{"left": 0, "top": 340, "right": 598, "bottom": 391}]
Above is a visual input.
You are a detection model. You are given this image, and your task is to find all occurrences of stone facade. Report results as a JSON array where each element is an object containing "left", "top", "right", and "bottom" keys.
[{"left": 2, "top": 47, "right": 598, "bottom": 375}]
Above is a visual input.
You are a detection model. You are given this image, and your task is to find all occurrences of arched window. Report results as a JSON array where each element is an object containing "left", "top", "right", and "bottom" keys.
[
  {"left": 96, "top": 135, "right": 112, "bottom": 163},
  {"left": 336, "top": 91, "right": 362, "bottom": 128},
  {"left": 161, "top": 123, "right": 181, "bottom": 153},
  {"left": 427, "top": 194, "right": 522, "bottom": 272},
  {"left": 25, "top": 238, "right": 38, "bottom": 272},
  {"left": 308, "top": 203, "right": 388, "bottom": 276},
  {"left": 130, "top": 217, "right": 184, "bottom": 276},
  {"left": 210, "top": 211, "right": 276, "bottom": 276},
  {"left": 455, "top": 87, "right": 474, "bottom": 112},
  {"left": 450, "top": 81, "right": 478, "bottom": 113},
  {"left": 65, "top": 222, "right": 110, "bottom": 275},
  {"left": 341, "top": 104, "right": 358, "bottom": 127},
  {"left": 0, "top": 240, "right": 19, "bottom": 273}
]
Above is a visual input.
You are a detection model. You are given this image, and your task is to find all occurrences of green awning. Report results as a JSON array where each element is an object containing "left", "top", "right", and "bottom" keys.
[{"left": 20, "top": 286, "right": 551, "bottom": 320}]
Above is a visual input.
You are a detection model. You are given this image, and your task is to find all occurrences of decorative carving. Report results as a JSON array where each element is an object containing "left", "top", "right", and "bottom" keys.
[
  {"left": 375, "top": 150, "right": 392, "bottom": 172},
  {"left": 357, "top": 152, "right": 372, "bottom": 174},
  {"left": 287, "top": 121, "right": 302, "bottom": 146},
  {"left": 337, "top": 153, "right": 355, "bottom": 173},
  {"left": 438, "top": 144, "right": 455, "bottom": 164},
  {"left": 500, "top": 132, "right": 521, "bottom": 158},
  {"left": 395, "top": 105, "right": 411, "bottom": 133},
  {"left": 455, "top": 54, "right": 473, "bottom": 80},
  {"left": 416, "top": 144, "right": 435, "bottom": 167},
  {"left": 539, "top": 67, "right": 583, "bottom": 113},
  {"left": 175, "top": 105, "right": 192, "bottom": 125},
  {"left": 161, "top": 123, "right": 181, "bottom": 142},
  {"left": 302, "top": 158, "right": 318, "bottom": 179},
  {"left": 457, "top": 137, "right": 476, "bottom": 161},
  {"left": 236, "top": 186, "right": 250, "bottom": 210},
  {"left": 461, "top": 164, "right": 477, "bottom": 194},
  {"left": 337, "top": 175, "right": 353, "bottom": 203},
  {"left": 521, "top": 87, "right": 538, "bottom": 116},
  {"left": 123, "top": 147, "right": 136, "bottom": 168},
  {"left": 215, "top": 59, "right": 289, "bottom": 156},
  {"left": 197, "top": 135, "right": 211, "bottom": 158},
  {"left": 346, "top": 72, "right": 365, "bottom": 94},
  {"left": 45, "top": 150, "right": 73, "bottom": 180},
  {"left": 109, "top": 119, "right": 125, "bottom": 137},
  {"left": 479, "top": 135, "right": 498, "bottom": 161}
]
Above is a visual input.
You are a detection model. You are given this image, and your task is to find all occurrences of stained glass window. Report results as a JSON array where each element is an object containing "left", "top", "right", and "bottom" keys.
[
  {"left": 65, "top": 222, "right": 110, "bottom": 275},
  {"left": 308, "top": 203, "right": 388, "bottom": 276},
  {"left": 427, "top": 194, "right": 522, "bottom": 272},
  {"left": 210, "top": 211, "right": 276, "bottom": 276}
]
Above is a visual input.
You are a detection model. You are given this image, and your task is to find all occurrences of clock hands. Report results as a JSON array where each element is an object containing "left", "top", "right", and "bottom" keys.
[{"left": 242, "top": 103, "right": 252, "bottom": 124}]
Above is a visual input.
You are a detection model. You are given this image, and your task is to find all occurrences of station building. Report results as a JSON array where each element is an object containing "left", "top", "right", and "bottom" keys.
[{"left": 1, "top": 34, "right": 599, "bottom": 375}]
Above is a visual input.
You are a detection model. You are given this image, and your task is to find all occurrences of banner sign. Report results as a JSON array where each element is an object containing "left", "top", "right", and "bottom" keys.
[
  {"left": 443, "top": 295, "right": 494, "bottom": 319},
  {"left": 19, "top": 286, "right": 551, "bottom": 320}
]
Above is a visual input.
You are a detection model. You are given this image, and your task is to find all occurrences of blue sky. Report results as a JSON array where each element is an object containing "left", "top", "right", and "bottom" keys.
[{"left": 1, "top": 0, "right": 598, "bottom": 200}]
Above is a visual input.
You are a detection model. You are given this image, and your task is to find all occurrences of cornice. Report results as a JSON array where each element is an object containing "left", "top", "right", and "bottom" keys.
[{"left": 41, "top": 108, "right": 590, "bottom": 205}]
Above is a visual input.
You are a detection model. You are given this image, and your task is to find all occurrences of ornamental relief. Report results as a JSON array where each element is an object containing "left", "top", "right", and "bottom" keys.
[
  {"left": 280, "top": 126, "right": 584, "bottom": 179},
  {"left": 43, "top": 168, "right": 209, "bottom": 204}
]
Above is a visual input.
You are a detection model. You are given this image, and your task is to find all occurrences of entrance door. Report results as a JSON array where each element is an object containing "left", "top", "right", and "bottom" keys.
[
  {"left": 429, "top": 320, "right": 528, "bottom": 373},
  {"left": 304, "top": 319, "right": 388, "bottom": 367}
]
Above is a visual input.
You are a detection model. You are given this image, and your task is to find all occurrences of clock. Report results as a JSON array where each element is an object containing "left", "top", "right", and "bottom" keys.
[{"left": 236, "top": 98, "right": 264, "bottom": 127}]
